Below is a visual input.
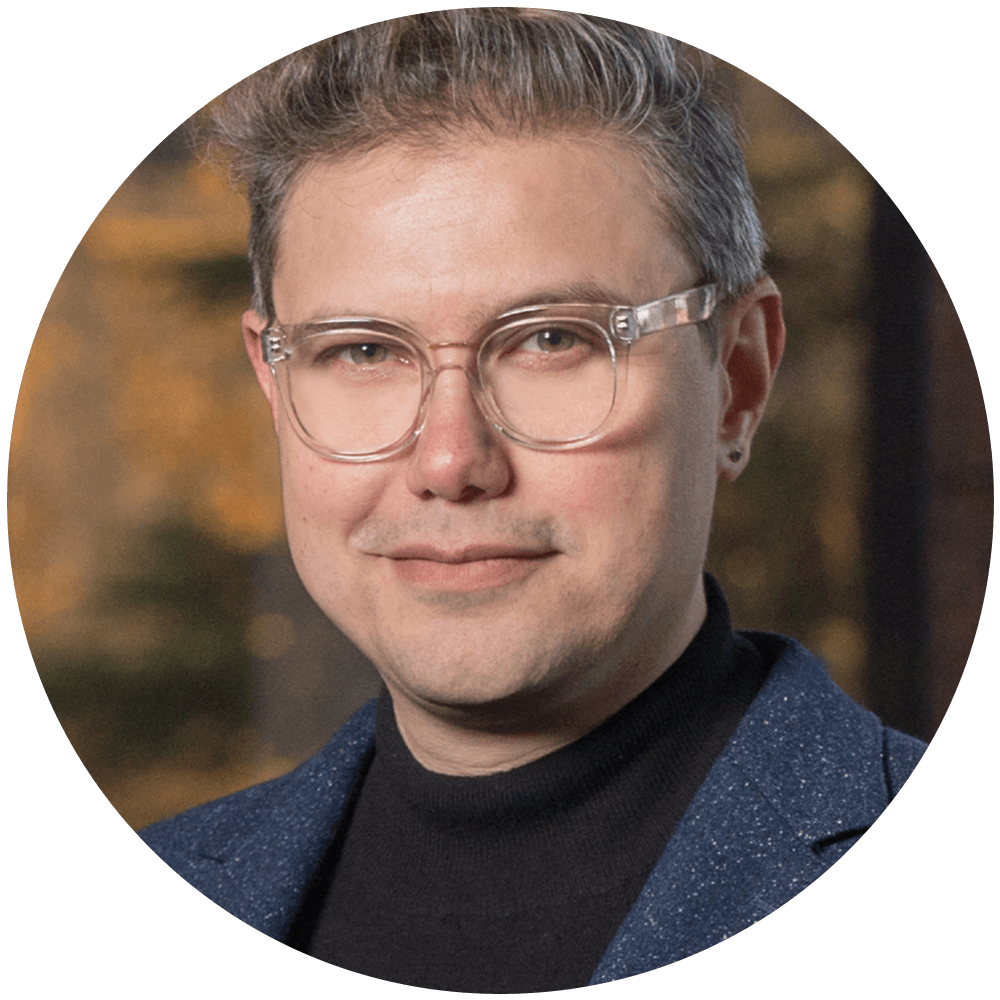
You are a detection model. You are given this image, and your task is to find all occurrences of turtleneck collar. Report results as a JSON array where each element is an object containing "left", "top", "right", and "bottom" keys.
[
  {"left": 370, "top": 573, "right": 738, "bottom": 851},
  {"left": 305, "top": 574, "right": 770, "bottom": 992}
]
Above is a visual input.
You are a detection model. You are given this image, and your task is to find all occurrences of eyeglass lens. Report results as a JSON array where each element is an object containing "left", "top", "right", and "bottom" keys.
[{"left": 279, "top": 318, "right": 617, "bottom": 456}]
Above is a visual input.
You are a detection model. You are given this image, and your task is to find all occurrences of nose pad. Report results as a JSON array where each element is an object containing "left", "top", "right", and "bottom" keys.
[
  {"left": 406, "top": 364, "right": 511, "bottom": 501},
  {"left": 432, "top": 362, "right": 473, "bottom": 378},
  {"left": 418, "top": 363, "right": 497, "bottom": 436}
]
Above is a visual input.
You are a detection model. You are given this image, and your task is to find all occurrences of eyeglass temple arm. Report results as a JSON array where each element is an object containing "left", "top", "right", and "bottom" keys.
[{"left": 611, "top": 285, "right": 717, "bottom": 344}]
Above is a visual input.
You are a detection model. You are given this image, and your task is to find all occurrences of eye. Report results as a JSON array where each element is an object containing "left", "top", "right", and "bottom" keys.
[
  {"left": 489, "top": 322, "right": 603, "bottom": 371},
  {"left": 342, "top": 341, "right": 390, "bottom": 364},
  {"left": 521, "top": 327, "right": 580, "bottom": 353},
  {"left": 294, "top": 329, "right": 419, "bottom": 375},
  {"left": 310, "top": 340, "right": 405, "bottom": 367}
]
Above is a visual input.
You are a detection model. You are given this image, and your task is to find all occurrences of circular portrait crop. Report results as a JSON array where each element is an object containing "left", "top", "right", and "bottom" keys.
[{"left": 7, "top": 5, "right": 993, "bottom": 995}]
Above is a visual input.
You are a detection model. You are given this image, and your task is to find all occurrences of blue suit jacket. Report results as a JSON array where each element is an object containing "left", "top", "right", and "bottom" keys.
[{"left": 140, "top": 634, "right": 925, "bottom": 982}]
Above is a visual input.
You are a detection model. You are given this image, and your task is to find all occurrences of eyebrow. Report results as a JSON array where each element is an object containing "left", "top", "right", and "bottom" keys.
[
  {"left": 292, "top": 280, "right": 636, "bottom": 332},
  {"left": 470, "top": 281, "right": 635, "bottom": 326}
]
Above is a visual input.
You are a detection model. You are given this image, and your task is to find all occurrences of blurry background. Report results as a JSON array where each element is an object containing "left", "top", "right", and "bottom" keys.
[{"left": 9, "top": 63, "right": 991, "bottom": 831}]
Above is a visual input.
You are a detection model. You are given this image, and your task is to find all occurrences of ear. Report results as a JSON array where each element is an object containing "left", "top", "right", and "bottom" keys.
[
  {"left": 242, "top": 308, "right": 281, "bottom": 433},
  {"left": 715, "top": 276, "right": 786, "bottom": 482}
]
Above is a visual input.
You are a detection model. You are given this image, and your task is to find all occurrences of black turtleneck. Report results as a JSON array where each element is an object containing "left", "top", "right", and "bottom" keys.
[{"left": 300, "top": 576, "right": 769, "bottom": 992}]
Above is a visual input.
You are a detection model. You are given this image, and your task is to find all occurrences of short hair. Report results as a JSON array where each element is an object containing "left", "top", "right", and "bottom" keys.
[{"left": 205, "top": 9, "right": 766, "bottom": 324}]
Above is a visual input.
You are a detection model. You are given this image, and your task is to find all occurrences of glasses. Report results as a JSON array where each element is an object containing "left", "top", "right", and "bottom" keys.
[{"left": 262, "top": 284, "right": 717, "bottom": 462}]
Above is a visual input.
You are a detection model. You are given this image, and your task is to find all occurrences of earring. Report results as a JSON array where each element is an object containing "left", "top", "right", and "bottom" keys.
[{"left": 728, "top": 447, "right": 743, "bottom": 463}]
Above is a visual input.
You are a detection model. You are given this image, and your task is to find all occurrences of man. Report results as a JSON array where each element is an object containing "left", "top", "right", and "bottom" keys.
[{"left": 140, "top": 10, "right": 925, "bottom": 990}]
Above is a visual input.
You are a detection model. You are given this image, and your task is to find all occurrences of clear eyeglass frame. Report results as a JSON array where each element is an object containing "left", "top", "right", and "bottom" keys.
[{"left": 262, "top": 284, "right": 718, "bottom": 462}]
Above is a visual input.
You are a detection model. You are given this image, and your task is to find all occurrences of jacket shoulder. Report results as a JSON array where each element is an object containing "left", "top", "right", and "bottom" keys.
[
  {"left": 592, "top": 635, "right": 927, "bottom": 982},
  {"left": 883, "top": 724, "right": 926, "bottom": 796},
  {"left": 140, "top": 699, "right": 376, "bottom": 853},
  {"left": 136, "top": 700, "right": 377, "bottom": 938},
  {"left": 729, "top": 633, "right": 926, "bottom": 829}
]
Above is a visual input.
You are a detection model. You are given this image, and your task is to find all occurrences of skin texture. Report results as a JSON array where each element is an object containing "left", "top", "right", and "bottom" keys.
[{"left": 244, "top": 134, "right": 785, "bottom": 775}]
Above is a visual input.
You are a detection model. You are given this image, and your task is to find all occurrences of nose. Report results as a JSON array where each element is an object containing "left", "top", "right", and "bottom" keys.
[{"left": 405, "top": 366, "right": 513, "bottom": 502}]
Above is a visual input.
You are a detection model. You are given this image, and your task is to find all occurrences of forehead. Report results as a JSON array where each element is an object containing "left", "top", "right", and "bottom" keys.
[{"left": 272, "top": 133, "right": 696, "bottom": 325}]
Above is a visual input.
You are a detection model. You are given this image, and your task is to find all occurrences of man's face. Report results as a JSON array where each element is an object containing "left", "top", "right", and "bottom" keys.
[{"left": 246, "top": 134, "right": 742, "bottom": 733}]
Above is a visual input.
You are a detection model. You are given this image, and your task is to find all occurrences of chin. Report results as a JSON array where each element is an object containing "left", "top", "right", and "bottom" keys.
[{"left": 380, "top": 634, "right": 579, "bottom": 716}]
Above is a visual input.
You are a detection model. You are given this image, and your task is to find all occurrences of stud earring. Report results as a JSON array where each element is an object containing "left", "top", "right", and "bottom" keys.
[{"left": 728, "top": 447, "right": 743, "bottom": 463}]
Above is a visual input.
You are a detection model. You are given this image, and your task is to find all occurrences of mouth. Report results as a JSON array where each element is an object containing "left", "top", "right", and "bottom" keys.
[{"left": 381, "top": 544, "right": 558, "bottom": 592}]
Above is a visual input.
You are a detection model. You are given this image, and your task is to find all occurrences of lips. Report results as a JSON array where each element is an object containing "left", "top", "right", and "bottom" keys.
[
  {"left": 386, "top": 543, "right": 554, "bottom": 563},
  {"left": 381, "top": 543, "right": 557, "bottom": 591}
]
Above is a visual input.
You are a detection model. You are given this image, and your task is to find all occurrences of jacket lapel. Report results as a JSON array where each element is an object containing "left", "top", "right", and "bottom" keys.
[
  {"left": 591, "top": 636, "right": 890, "bottom": 982},
  {"left": 154, "top": 701, "right": 378, "bottom": 940}
]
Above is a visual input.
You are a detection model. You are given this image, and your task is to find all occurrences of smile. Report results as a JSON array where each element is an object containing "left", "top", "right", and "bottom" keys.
[{"left": 384, "top": 546, "right": 558, "bottom": 592}]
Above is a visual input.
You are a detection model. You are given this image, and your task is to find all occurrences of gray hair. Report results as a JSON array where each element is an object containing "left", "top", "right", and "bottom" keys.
[{"left": 205, "top": 9, "right": 765, "bottom": 324}]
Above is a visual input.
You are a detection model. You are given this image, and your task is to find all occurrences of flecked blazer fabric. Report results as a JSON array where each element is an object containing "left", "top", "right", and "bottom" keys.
[{"left": 139, "top": 634, "right": 926, "bottom": 982}]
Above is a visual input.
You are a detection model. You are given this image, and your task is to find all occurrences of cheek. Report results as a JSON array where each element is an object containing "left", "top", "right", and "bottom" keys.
[
  {"left": 544, "top": 449, "right": 667, "bottom": 568},
  {"left": 279, "top": 439, "right": 388, "bottom": 542},
  {"left": 277, "top": 441, "right": 398, "bottom": 644},
  {"left": 545, "top": 383, "right": 719, "bottom": 575}
]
